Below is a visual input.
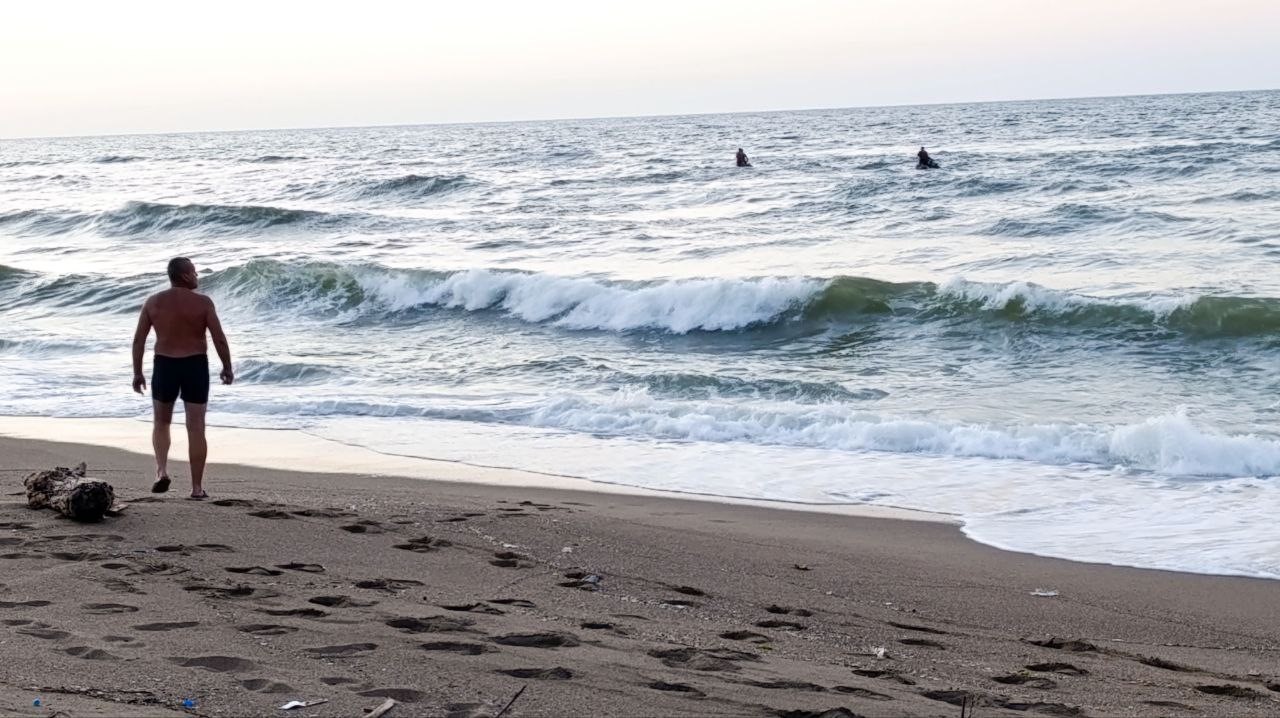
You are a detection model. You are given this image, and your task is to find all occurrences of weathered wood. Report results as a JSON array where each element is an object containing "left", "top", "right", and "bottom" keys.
[{"left": 24, "top": 462, "right": 115, "bottom": 522}]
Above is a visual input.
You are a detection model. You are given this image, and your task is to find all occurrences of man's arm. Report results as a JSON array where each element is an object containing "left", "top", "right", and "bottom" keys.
[
  {"left": 132, "top": 300, "right": 152, "bottom": 394},
  {"left": 206, "top": 298, "right": 234, "bottom": 385}
]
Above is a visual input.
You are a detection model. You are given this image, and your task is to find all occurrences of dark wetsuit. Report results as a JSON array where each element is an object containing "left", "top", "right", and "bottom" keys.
[{"left": 151, "top": 354, "right": 210, "bottom": 404}]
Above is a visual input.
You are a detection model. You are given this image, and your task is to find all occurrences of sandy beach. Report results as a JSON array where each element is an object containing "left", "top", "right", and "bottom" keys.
[{"left": 1, "top": 428, "right": 1278, "bottom": 717}]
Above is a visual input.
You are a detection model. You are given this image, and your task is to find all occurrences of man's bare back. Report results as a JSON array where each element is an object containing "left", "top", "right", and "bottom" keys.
[{"left": 145, "top": 287, "right": 216, "bottom": 358}]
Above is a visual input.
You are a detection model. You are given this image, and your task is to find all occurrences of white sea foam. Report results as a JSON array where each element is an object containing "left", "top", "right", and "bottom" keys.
[
  {"left": 524, "top": 389, "right": 1280, "bottom": 478},
  {"left": 357, "top": 268, "right": 820, "bottom": 333},
  {"left": 938, "top": 276, "right": 1197, "bottom": 316}
]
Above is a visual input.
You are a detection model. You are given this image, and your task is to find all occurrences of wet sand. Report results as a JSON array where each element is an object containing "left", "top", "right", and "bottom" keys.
[{"left": 2, "top": 433, "right": 1279, "bottom": 717}]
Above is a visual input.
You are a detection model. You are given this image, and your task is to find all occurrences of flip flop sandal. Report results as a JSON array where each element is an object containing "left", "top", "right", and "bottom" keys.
[{"left": 151, "top": 476, "right": 171, "bottom": 493}]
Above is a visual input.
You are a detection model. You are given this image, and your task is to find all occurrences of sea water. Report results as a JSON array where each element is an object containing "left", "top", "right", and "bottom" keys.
[{"left": 3, "top": 90, "right": 1279, "bottom": 577}]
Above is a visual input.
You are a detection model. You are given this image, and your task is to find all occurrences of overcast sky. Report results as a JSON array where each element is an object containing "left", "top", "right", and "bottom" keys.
[{"left": 3, "top": 0, "right": 1277, "bottom": 138}]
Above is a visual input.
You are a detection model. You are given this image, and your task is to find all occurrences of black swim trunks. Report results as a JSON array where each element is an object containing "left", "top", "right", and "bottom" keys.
[{"left": 151, "top": 354, "right": 210, "bottom": 404}]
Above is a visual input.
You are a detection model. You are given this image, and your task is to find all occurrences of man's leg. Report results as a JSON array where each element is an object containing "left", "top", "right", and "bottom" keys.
[
  {"left": 152, "top": 400, "right": 174, "bottom": 489},
  {"left": 184, "top": 402, "right": 208, "bottom": 497}
]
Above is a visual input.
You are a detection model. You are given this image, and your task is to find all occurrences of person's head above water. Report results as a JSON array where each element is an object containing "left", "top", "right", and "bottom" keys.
[{"left": 167, "top": 257, "right": 197, "bottom": 289}]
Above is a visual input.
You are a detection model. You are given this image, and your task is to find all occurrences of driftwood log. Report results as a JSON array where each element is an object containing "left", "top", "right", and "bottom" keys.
[{"left": 24, "top": 462, "right": 115, "bottom": 522}]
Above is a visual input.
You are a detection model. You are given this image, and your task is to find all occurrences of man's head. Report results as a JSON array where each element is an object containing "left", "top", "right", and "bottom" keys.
[{"left": 167, "top": 257, "right": 197, "bottom": 289}]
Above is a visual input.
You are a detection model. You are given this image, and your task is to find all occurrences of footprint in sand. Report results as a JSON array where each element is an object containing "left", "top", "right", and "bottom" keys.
[
  {"left": 340, "top": 520, "right": 386, "bottom": 534},
  {"left": 354, "top": 578, "right": 423, "bottom": 592},
  {"left": 419, "top": 641, "right": 495, "bottom": 655},
  {"left": 851, "top": 668, "right": 916, "bottom": 686},
  {"left": 321, "top": 676, "right": 359, "bottom": 685},
  {"left": 668, "top": 585, "right": 707, "bottom": 597},
  {"left": 720, "top": 630, "right": 770, "bottom": 644},
  {"left": 169, "top": 655, "right": 257, "bottom": 673},
  {"left": 491, "top": 632, "right": 580, "bottom": 649},
  {"left": 1139, "top": 656, "right": 1199, "bottom": 672},
  {"left": 833, "top": 686, "right": 893, "bottom": 700},
  {"left": 755, "top": 619, "right": 806, "bottom": 630},
  {"left": 3, "top": 619, "right": 34, "bottom": 626},
  {"left": 40, "top": 533, "right": 124, "bottom": 544},
  {"left": 898, "top": 638, "right": 946, "bottom": 650},
  {"left": 133, "top": 621, "right": 199, "bottom": 632},
  {"left": 393, "top": 536, "right": 452, "bottom": 553},
  {"left": 439, "top": 603, "right": 504, "bottom": 615},
  {"left": 183, "top": 584, "right": 271, "bottom": 600},
  {"left": 358, "top": 688, "right": 424, "bottom": 703},
  {"left": 662, "top": 599, "right": 698, "bottom": 608},
  {"left": 1026, "top": 662, "right": 1089, "bottom": 675},
  {"left": 103, "top": 635, "right": 139, "bottom": 644},
  {"left": 0, "top": 599, "right": 53, "bottom": 609},
  {"left": 225, "top": 566, "right": 284, "bottom": 576},
  {"left": 155, "top": 543, "right": 234, "bottom": 554},
  {"left": 108, "top": 558, "right": 187, "bottom": 576},
  {"left": 240, "top": 678, "right": 294, "bottom": 694},
  {"left": 0, "top": 522, "right": 34, "bottom": 530},
  {"left": 81, "top": 603, "right": 139, "bottom": 615},
  {"left": 887, "top": 620, "right": 948, "bottom": 635},
  {"left": 276, "top": 562, "right": 325, "bottom": 573},
  {"left": 64, "top": 646, "right": 120, "bottom": 660},
  {"left": 489, "top": 551, "right": 530, "bottom": 568},
  {"left": 257, "top": 607, "right": 327, "bottom": 618},
  {"left": 236, "top": 624, "right": 298, "bottom": 636},
  {"left": 992, "top": 673, "right": 1057, "bottom": 689},
  {"left": 496, "top": 667, "right": 572, "bottom": 680},
  {"left": 309, "top": 595, "right": 378, "bottom": 609},
  {"left": 99, "top": 578, "right": 143, "bottom": 594},
  {"left": 0, "top": 537, "right": 23, "bottom": 546},
  {"left": 211, "top": 499, "right": 257, "bottom": 508},
  {"left": 306, "top": 643, "right": 377, "bottom": 657},
  {"left": 1195, "top": 684, "right": 1265, "bottom": 699},
  {"left": 581, "top": 622, "right": 614, "bottom": 630},
  {"left": 18, "top": 626, "right": 71, "bottom": 640},
  {"left": 50, "top": 551, "right": 110, "bottom": 562},
  {"left": 765, "top": 604, "right": 813, "bottom": 617},
  {"left": 648, "top": 681, "right": 705, "bottom": 698},
  {"left": 743, "top": 680, "right": 827, "bottom": 692},
  {"left": 488, "top": 598, "right": 535, "bottom": 608},
  {"left": 1024, "top": 637, "right": 1097, "bottom": 652},
  {"left": 649, "top": 647, "right": 760, "bottom": 672},
  {"left": 385, "top": 616, "right": 475, "bottom": 634}
]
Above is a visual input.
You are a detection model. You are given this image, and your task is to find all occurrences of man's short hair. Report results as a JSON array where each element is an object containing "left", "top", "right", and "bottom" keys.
[{"left": 167, "top": 257, "right": 193, "bottom": 282}]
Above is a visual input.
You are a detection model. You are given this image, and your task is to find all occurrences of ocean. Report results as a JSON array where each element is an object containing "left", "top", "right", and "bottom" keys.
[{"left": 2, "top": 90, "right": 1279, "bottom": 578}]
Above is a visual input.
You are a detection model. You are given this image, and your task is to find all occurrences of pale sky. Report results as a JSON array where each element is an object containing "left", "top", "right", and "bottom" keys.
[{"left": 2, "top": 0, "right": 1277, "bottom": 138}]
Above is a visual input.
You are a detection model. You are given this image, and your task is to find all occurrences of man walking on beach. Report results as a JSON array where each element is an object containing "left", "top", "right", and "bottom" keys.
[{"left": 131, "top": 257, "right": 233, "bottom": 499}]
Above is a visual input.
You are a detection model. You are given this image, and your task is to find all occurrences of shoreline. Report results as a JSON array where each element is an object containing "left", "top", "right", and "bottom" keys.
[
  {"left": 2, "top": 433, "right": 1280, "bottom": 715},
  {"left": 0, "top": 415, "right": 954, "bottom": 524}
]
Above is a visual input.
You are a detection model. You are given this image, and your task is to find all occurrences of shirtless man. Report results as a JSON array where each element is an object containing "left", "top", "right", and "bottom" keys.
[{"left": 131, "top": 257, "right": 233, "bottom": 499}]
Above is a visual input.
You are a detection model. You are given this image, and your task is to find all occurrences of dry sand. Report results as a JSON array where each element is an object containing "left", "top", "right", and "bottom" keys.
[{"left": 2, "top": 433, "right": 1279, "bottom": 717}]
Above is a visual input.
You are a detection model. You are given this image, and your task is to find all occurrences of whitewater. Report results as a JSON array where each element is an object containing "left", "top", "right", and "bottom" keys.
[{"left": 3, "top": 90, "right": 1279, "bottom": 578}]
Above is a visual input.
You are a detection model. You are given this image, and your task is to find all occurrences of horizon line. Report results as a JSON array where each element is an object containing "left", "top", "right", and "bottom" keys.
[{"left": 3, "top": 85, "right": 1275, "bottom": 143}]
